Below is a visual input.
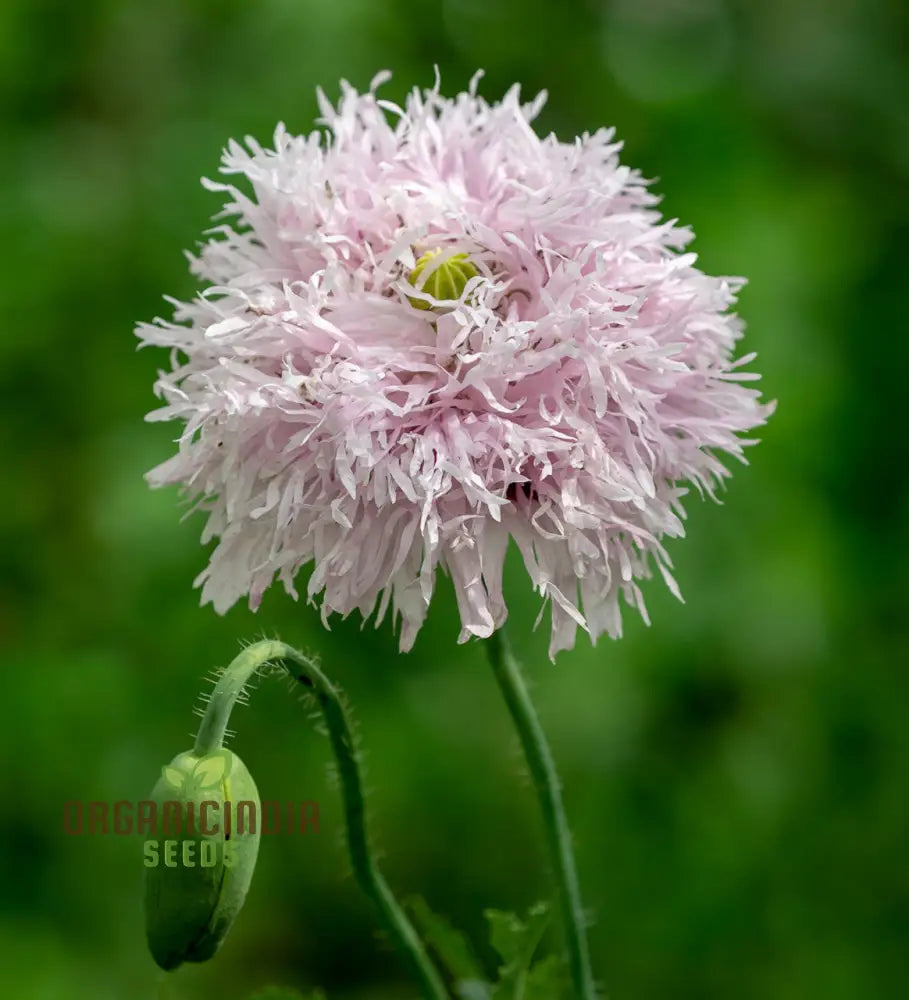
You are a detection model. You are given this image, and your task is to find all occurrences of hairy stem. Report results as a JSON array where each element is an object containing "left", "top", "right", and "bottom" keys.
[
  {"left": 484, "top": 630, "right": 598, "bottom": 1000},
  {"left": 195, "top": 639, "right": 449, "bottom": 1000}
]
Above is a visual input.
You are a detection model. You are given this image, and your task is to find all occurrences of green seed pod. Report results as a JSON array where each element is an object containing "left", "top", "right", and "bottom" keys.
[
  {"left": 143, "top": 747, "right": 260, "bottom": 971},
  {"left": 407, "top": 248, "right": 479, "bottom": 310}
]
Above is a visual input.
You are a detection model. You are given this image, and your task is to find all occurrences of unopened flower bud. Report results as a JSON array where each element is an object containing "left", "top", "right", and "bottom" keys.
[{"left": 144, "top": 747, "right": 260, "bottom": 971}]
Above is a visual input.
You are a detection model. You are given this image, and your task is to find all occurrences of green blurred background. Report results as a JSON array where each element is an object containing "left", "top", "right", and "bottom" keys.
[{"left": 2, "top": 0, "right": 907, "bottom": 997}]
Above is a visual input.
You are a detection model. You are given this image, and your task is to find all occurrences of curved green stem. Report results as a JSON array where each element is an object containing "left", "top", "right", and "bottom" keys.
[
  {"left": 195, "top": 640, "right": 449, "bottom": 1000},
  {"left": 484, "top": 630, "right": 598, "bottom": 1000}
]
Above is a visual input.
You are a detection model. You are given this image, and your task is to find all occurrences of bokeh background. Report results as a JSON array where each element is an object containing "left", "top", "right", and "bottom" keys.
[{"left": 2, "top": 0, "right": 907, "bottom": 997}]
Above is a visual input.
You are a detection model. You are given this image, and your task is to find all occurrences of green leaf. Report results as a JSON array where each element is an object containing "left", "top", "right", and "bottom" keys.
[
  {"left": 484, "top": 903, "right": 557, "bottom": 1000},
  {"left": 523, "top": 954, "right": 569, "bottom": 1000},
  {"left": 407, "top": 895, "right": 485, "bottom": 983},
  {"left": 486, "top": 902, "right": 549, "bottom": 967}
]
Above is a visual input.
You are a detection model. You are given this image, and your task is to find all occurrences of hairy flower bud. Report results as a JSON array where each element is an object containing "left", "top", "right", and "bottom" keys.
[{"left": 144, "top": 747, "right": 260, "bottom": 971}]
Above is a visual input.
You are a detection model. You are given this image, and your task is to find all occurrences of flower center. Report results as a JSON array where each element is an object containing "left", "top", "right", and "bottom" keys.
[{"left": 407, "top": 248, "right": 478, "bottom": 311}]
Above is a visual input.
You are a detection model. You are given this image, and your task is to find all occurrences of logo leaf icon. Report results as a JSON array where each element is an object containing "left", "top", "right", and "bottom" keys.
[
  {"left": 192, "top": 750, "right": 232, "bottom": 789},
  {"left": 162, "top": 766, "right": 186, "bottom": 789}
]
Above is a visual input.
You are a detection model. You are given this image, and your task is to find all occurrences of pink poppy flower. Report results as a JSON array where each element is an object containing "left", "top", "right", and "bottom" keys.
[{"left": 139, "top": 71, "right": 774, "bottom": 657}]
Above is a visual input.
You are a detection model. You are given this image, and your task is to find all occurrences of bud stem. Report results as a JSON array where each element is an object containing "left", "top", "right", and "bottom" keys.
[
  {"left": 194, "top": 640, "right": 449, "bottom": 1000},
  {"left": 484, "top": 630, "right": 599, "bottom": 1000}
]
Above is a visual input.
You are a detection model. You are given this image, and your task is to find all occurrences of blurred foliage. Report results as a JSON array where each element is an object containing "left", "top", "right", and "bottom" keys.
[
  {"left": 1, "top": 0, "right": 908, "bottom": 998},
  {"left": 406, "top": 896, "right": 568, "bottom": 999}
]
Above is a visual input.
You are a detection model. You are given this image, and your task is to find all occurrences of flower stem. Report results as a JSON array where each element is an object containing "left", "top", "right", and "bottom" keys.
[
  {"left": 196, "top": 640, "right": 449, "bottom": 1000},
  {"left": 484, "top": 630, "right": 598, "bottom": 1000}
]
